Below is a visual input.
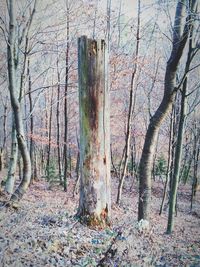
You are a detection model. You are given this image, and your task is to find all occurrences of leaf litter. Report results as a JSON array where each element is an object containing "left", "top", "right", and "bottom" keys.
[{"left": 0, "top": 177, "right": 199, "bottom": 266}]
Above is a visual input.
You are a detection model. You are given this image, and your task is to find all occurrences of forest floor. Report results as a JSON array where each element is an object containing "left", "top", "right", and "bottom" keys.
[{"left": 0, "top": 174, "right": 200, "bottom": 267}]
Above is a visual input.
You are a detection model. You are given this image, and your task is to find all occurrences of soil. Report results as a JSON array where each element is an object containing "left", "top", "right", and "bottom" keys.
[{"left": 0, "top": 176, "right": 199, "bottom": 267}]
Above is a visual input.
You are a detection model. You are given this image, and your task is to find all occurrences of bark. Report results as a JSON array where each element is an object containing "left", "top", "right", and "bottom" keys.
[
  {"left": 159, "top": 108, "right": 174, "bottom": 215},
  {"left": 0, "top": 97, "right": 8, "bottom": 172},
  {"left": 78, "top": 36, "right": 111, "bottom": 227},
  {"left": 5, "top": 122, "right": 18, "bottom": 193},
  {"left": 3, "top": 97, "right": 8, "bottom": 148},
  {"left": 0, "top": 148, "right": 3, "bottom": 172},
  {"left": 138, "top": 0, "right": 195, "bottom": 222}
]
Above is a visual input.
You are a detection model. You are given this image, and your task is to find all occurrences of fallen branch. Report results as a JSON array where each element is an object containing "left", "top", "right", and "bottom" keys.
[{"left": 97, "top": 230, "right": 122, "bottom": 266}]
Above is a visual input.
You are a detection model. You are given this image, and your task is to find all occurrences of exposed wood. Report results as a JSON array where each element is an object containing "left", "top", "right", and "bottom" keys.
[{"left": 78, "top": 36, "right": 111, "bottom": 227}]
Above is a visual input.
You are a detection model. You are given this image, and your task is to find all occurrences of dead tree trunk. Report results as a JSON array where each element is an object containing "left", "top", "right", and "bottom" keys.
[{"left": 77, "top": 36, "right": 111, "bottom": 227}]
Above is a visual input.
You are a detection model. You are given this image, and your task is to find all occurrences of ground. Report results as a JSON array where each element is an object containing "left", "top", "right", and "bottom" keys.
[{"left": 0, "top": 176, "right": 199, "bottom": 267}]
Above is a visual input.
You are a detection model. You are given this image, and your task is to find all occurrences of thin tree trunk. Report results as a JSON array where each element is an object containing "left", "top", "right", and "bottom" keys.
[
  {"left": 5, "top": 122, "right": 18, "bottom": 194},
  {"left": 27, "top": 59, "right": 35, "bottom": 181},
  {"left": 191, "top": 121, "right": 200, "bottom": 210},
  {"left": 167, "top": 88, "right": 187, "bottom": 233},
  {"left": 3, "top": 96, "right": 8, "bottom": 149},
  {"left": 56, "top": 59, "right": 62, "bottom": 183},
  {"left": 73, "top": 150, "right": 80, "bottom": 197},
  {"left": 159, "top": 108, "right": 174, "bottom": 215},
  {"left": 63, "top": 0, "right": 70, "bottom": 191},
  {"left": 68, "top": 147, "right": 72, "bottom": 178},
  {"left": 110, "top": 144, "right": 118, "bottom": 178},
  {"left": 34, "top": 149, "right": 38, "bottom": 181},
  {"left": 1, "top": 96, "right": 8, "bottom": 170},
  {"left": 46, "top": 90, "right": 53, "bottom": 180},
  {"left": 0, "top": 148, "right": 3, "bottom": 172}
]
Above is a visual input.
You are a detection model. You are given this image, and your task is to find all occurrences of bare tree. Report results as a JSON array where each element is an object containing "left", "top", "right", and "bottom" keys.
[
  {"left": 138, "top": 0, "right": 197, "bottom": 222},
  {"left": 7, "top": 0, "right": 37, "bottom": 202}
]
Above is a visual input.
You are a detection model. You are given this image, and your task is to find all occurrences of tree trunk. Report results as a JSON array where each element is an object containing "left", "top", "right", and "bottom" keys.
[
  {"left": 77, "top": 36, "right": 111, "bottom": 227},
  {"left": 138, "top": 0, "right": 195, "bottom": 222},
  {"left": 0, "top": 148, "right": 3, "bottom": 172},
  {"left": 159, "top": 108, "right": 174, "bottom": 215},
  {"left": 1, "top": 96, "right": 8, "bottom": 170},
  {"left": 63, "top": 0, "right": 70, "bottom": 191},
  {"left": 167, "top": 83, "right": 187, "bottom": 233},
  {"left": 56, "top": 59, "right": 62, "bottom": 184},
  {"left": 46, "top": 90, "right": 53, "bottom": 180},
  {"left": 191, "top": 120, "right": 200, "bottom": 210},
  {"left": 5, "top": 122, "right": 18, "bottom": 194},
  {"left": 27, "top": 59, "right": 35, "bottom": 181},
  {"left": 3, "top": 96, "right": 8, "bottom": 150}
]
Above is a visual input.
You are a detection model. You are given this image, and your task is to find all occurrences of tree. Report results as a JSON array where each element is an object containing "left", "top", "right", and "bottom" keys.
[
  {"left": 138, "top": 0, "right": 196, "bottom": 222},
  {"left": 7, "top": 0, "right": 37, "bottom": 202},
  {"left": 77, "top": 36, "right": 111, "bottom": 227},
  {"left": 63, "top": 0, "right": 70, "bottom": 191},
  {"left": 167, "top": 11, "right": 199, "bottom": 233}
]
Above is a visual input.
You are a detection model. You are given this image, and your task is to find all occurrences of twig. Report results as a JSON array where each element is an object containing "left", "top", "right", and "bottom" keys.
[{"left": 97, "top": 229, "right": 122, "bottom": 266}]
